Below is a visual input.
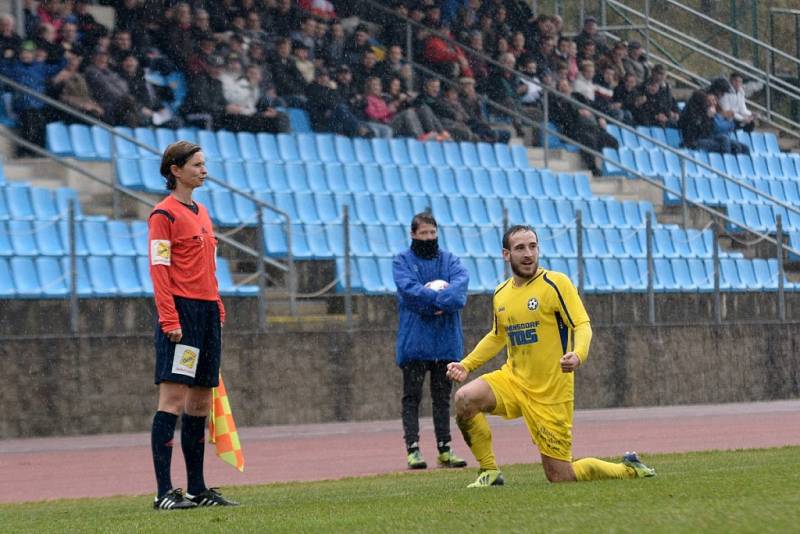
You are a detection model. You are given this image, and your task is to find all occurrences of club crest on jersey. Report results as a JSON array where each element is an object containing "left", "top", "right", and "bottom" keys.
[{"left": 527, "top": 297, "right": 539, "bottom": 311}]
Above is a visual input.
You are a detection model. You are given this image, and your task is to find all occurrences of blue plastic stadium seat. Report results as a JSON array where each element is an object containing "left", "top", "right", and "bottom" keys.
[
  {"left": 29, "top": 188, "right": 58, "bottom": 221},
  {"left": 619, "top": 258, "right": 645, "bottom": 291},
  {"left": 353, "top": 138, "right": 375, "bottom": 164},
  {"left": 34, "top": 220, "right": 64, "bottom": 255},
  {"left": 11, "top": 257, "right": 43, "bottom": 297},
  {"left": 332, "top": 135, "right": 355, "bottom": 164},
  {"left": 36, "top": 256, "right": 68, "bottom": 296},
  {"left": 664, "top": 128, "right": 681, "bottom": 148},
  {"left": 460, "top": 141, "right": 481, "bottom": 169},
  {"left": 443, "top": 142, "right": 465, "bottom": 167},
  {"left": 115, "top": 158, "right": 143, "bottom": 189},
  {"left": 363, "top": 224, "right": 390, "bottom": 257},
  {"left": 210, "top": 190, "right": 240, "bottom": 226},
  {"left": 381, "top": 165, "right": 404, "bottom": 194},
  {"left": 493, "top": 143, "right": 514, "bottom": 169},
  {"left": 391, "top": 194, "right": 414, "bottom": 224},
  {"left": 446, "top": 195, "right": 471, "bottom": 225},
  {"left": 417, "top": 166, "right": 439, "bottom": 195},
  {"left": 475, "top": 142, "right": 499, "bottom": 169},
  {"left": 585, "top": 258, "right": 611, "bottom": 292},
  {"left": 287, "top": 108, "right": 311, "bottom": 133},
  {"left": 389, "top": 138, "right": 411, "bottom": 166},
  {"left": 399, "top": 166, "right": 423, "bottom": 194},
  {"left": 285, "top": 161, "right": 310, "bottom": 192},
  {"left": 313, "top": 134, "right": 336, "bottom": 163},
  {"left": 5, "top": 184, "right": 34, "bottom": 220},
  {"left": 407, "top": 139, "right": 428, "bottom": 166},
  {"left": 264, "top": 222, "right": 288, "bottom": 257},
  {"left": 371, "top": 138, "right": 393, "bottom": 166},
  {"left": 460, "top": 256, "right": 482, "bottom": 292},
  {"left": 235, "top": 132, "right": 262, "bottom": 162},
  {"left": 111, "top": 256, "right": 143, "bottom": 296},
  {"left": 296, "top": 132, "right": 320, "bottom": 162},
  {"left": 470, "top": 168, "right": 493, "bottom": 197},
  {"left": 82, "top": 257, "right": 116, "bottom": 297},
  {"left": 353, "top": 193, "right": 378, "bottom": 224},
  {"left": 510, "top": 144, "right": 529, "bottom": 169},
  {"left": 277, "top": 133, "right": 300, "bottom": 161},
  {"left": 257, "top": 133, "right": 281, "bottom": 161},
  {"left": 69, "top": 124, "right": 98, "bottom": 160},
  {"left": 217, "top": 130, "right": 242, "bottom": 160},
  {"left": 221, "top": 161, "right": 249, "bottom": 192},
  {"left": 46, "top": 122, "right": 73, "bottom": 156},
  {"left": 132, "top": 127, "right": 157, "bottom": 157},
  {"left": 334, "top": 256, "right": 361, "bottom": 292},
  {"left": 465, "top": 197, "right": 490, "bottom": 226},
  {"left": 138, "top": 157, "right": 166, "bottom": 192},
  {"left": 357, "top": 256, "right": 385, "bottom": 293}
]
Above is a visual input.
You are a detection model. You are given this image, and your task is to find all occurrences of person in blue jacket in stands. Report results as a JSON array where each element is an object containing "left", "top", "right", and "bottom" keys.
[
  {"left": 393, "top": 212, "right": 470, "bottom": 470},
  {"left": 0, "top": 40, "right": 66, "bottom": 156}
]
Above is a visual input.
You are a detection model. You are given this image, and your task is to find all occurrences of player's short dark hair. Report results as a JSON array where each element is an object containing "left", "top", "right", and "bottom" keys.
[
  {"left": 411, "top": 212, "right": 437, "bottom": 232},
  {"left": 502, "top": 224, "right": 537, "bottom": 249},
  {"left": 160, "top": 141, "right": 202, "bottom": 190}
]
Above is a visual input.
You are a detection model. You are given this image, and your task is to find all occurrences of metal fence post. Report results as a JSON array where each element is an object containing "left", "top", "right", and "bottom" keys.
[
  {"left": 111, "top": 130, "right": 119, "bottom": 219},
  {"left": 69, "top": 199, "right": 79, "bottom": 335},
  {"left": 776, "top": 213, "right": 786, "bottom": 321},
  {"left": 576, "top": 210, "right": 584, "bottom": 297},
  {"left": 502, "top": 207, "right": 510, "bottom": 279},
  {"left": 680, "top": 156, "right": 688, "bottom": 228},
  {"left": 286, "top": 218, "right": 296, "bottom": 316},
  {"left": 646, "top": 214, "right": 655, "bottom": 325},
  {"left": 343, "top": 205, "right": 353, "bottom": 331},
  {"left": 256, "top": 207, "right": 267, "bottom": 332},
  {"left": 542, "top": 90, "right": 549, "bottom": 169},
  {"left": 713, "top": 220, "right": 721, "bottom": 324}
]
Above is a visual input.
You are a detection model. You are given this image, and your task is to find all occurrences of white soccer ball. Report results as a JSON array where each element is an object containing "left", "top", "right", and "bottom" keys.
[{"left": 425, "top": 279, "right": 449, "bottom": 291}]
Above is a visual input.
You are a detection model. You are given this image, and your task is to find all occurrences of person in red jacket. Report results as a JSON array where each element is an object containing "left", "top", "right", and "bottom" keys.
[
  {"left": 147, "top": 141, "right": 238, "bottom": 510},
  {"left": 422, "top": 8, "right": 473, "bottom": 80}
]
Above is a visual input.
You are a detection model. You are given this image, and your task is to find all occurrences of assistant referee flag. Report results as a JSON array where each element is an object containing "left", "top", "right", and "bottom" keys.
[{"left": 209, "top": 374, "right": 245, "bottom": 472}]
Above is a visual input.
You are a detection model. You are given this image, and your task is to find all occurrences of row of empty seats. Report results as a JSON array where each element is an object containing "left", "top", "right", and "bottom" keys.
[
  {"left": 117, "top": 157, "right": 587, "bottom": 198},
  {"left": 341, "top": 255, "right": 795, "bottom": 294},
  {"left": 660, "top": 175, "right": 800, "bottom": 208},
  {"left": 266, "top": 223, "right": 738, "bottom": 261},
  {"left": 726, "top": 203, "right": 800, "bottom": 233},
  {"left": 607, "top": 125, "right": 781, "bottom": 156},
  {"left": 0, "top": 255, "right": 255, "bottom": 298},
  {"left": 0, "top": 184, "right": 83, "bottom": 221},
  {"left": 194, "top": 190, "right": 654, "bottom": 229},
  {"left": 47, "top": 123, "right": 531, "bottom": 170}
]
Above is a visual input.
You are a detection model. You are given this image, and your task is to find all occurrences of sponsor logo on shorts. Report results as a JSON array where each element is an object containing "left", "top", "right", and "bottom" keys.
[{"left": 172, "top": 343, "right": 200, "bottom": 378}]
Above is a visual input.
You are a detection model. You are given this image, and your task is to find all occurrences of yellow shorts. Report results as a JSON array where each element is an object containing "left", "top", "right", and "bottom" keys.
[{"left": 482, "top": 368, "right": 574, "bottom": 462}]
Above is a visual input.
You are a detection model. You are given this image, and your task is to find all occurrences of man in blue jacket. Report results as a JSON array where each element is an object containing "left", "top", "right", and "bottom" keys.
[{"left": 393, "top": 212, "right": 469, "bottom": 470}]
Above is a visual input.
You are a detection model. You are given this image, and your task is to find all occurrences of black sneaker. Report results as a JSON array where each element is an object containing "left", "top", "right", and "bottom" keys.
[
  {"left": 153, "top": 488, "right": 197, "bottom": 510},
  {"left": 186, "top": 487, "right": 239, "bottom": 507}
]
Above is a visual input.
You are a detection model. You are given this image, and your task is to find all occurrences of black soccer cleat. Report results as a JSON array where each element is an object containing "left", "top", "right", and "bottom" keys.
[
  {"left": 153, "top": 488, "right": 198, "bottom": 510},
  {"left": 186, "top": 487, "right": 240, "bottom": 507}
]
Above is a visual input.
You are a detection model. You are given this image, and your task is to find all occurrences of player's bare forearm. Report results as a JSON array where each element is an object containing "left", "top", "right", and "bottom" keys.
[{"left": 446, "top": 362, "right": 469, "bottom": 383}]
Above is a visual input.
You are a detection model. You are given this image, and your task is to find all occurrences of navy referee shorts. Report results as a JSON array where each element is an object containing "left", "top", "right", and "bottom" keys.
[{"left": 154, "top": 296, "right": 221, "bottom": 388}]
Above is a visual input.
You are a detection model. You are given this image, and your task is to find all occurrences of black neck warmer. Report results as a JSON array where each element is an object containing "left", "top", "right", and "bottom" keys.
[{"left": 411, "top": 238, "right": 439, "bottom": 259}]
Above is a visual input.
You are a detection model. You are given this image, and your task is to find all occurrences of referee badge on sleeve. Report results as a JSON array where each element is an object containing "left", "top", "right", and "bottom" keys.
[
  {"left": 172, "top": 344, "right": 200, "bottom": 378},
  {"left": 150, "top": 240, "right": 171, "bottom": 266}
]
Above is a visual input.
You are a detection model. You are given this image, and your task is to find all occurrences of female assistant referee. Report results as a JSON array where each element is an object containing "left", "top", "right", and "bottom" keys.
[{"left": 148, "top": 141, "right": 238, "bottom": 510}]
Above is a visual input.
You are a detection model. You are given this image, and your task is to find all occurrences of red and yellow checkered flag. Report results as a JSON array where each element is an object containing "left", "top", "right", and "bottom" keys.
[{"left": 208, "top": 373, "right": 244, "bottom": 472}]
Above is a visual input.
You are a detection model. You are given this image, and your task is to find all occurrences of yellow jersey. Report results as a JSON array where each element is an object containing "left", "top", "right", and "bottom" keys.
[{"left": 461, "top": 268, "right": 592, "bottom": 404}]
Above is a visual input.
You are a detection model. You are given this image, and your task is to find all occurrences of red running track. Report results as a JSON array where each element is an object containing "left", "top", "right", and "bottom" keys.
[{"left": 1, "top": 400, "right": 799, "bottom": 504}]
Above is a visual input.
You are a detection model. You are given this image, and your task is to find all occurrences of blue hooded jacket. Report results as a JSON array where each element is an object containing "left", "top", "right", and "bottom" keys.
[{"left": 393, "top": 247, "right": 469, "bottom": 367}]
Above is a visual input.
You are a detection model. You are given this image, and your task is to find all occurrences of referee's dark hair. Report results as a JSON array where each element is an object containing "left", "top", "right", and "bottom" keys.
[
  {"left": 160, "top": 141, "right": 202, "bottom": 190},
  {"left": 502, "top": 224, "right": 538, "bottom": 250},
  {"left": 411, "top": 212, "right": 437, "bottom": 233}
]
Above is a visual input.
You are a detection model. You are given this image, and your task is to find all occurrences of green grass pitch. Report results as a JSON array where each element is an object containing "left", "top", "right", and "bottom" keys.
[{"left": 2, "top": 447, "right": 799, "bottom": 533}]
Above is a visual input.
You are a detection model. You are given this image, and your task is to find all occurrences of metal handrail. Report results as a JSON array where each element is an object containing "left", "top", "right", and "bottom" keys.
[{"left": 606, "top": 0, "right": 800, "bottom": 136}]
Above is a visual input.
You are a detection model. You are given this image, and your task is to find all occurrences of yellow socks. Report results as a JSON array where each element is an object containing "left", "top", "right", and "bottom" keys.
[
  {"left": 572, "top": 457, "right": 636, "bottom": 481},
  {"left": 456, "top": 413, "right": 497, "bottom": 471}
]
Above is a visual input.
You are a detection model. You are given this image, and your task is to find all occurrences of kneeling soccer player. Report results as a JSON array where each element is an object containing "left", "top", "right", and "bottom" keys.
[{"left": 446, "top": 225, "right": 656, "bottom": 487}]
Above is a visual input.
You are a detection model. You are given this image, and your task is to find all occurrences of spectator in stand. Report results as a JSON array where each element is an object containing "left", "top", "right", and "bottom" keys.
[
  {"left": 219, "top": 63, "right": 290, "bottom": 133},
  {"left": 190, "top": 8, "right": 213, "bottom": 43},
  {"left": 459, "top": 76, "right": 512, "bottom": 144},
  {"left": 334, "top": 63, "right": 359, "bottom": 104},
  {"left": 243, "top": 11, "right": 269, "bottom": 47},
  {"left": 614, "top": 72, "right": 644, "bottom": 121},
  {"left": 305, "top": 66, "right": 373, "bottom": 137},
  {"left": 352, "top": 49, "right": 381, "bottom": 93},
  {"left": 344, "top": 23, "right": 373, "bottom": 65},
  {"left": 575, "top": 16, "right": 608, "bottom": 57},
  {"left": 269, "top": 0, "right": 300, "bottom": 38},
  {"left": 492, "top": 5, "right": 512, "bottom": 40},
  {"left": 312, "top": 20, "right": 328, "bottom": 63},
  {"left": 596, "top": 66, "right": 632, "bottom": 124},
  {"left": 532, "top": 36, "right": 559, "bottom": 76},
  {"left": 269, "top": 37, "right": 308, "bottom": 108},
  {"left": 572, "top": 59, "right": 626, "bottom": 123},
  {"left": 109, "top": 29, "right": 135, "bottom": 68},
  {"left": 73, "top": 0, "right": 106, "bottom": 50},
  {"left": 650, "top": 64, "right": 680, "bottom": 123},
  {"left": 186, "top": 32, "right": 217, "bottom": 77},
  {"left": 577, "top": 39, "right": 598, "bottom": 63},
  {"left": 290, "top": 15, "right": 317, "bottom": 60},
  {"left": 0, "top": 14, "right": 22, "bottom": 59},
  {"left": 0, "top": 39, "right": 66, "bottom": 155},
  {"left": 518, "top": 56, "right": 544, "bottom": 109},
  {"left": 550, "top": 77, "right": 619, "bottom": 175},
  {"left": 623, "top": 41, "right": 649, "bottom": 84},
  {"left": 322, "top": 20, "right": 346, "bottom": 68},
  {"left": 35, "top": 0, "right": 69, "bottom": 34},
  {"left": 48, "top": 47, "right": 105, "bottom": 122},
  {"left": 557, "top": 37, "right": 578, "bottom": 82},
  {"left": 478, "top": 12, "right": 497, "bottom": 56},
  {"left": 58, "top": 21, "right": 82, "bottom": 55},
  {"left": 452, "top": 0, "right": 481, "bottom": 42},
  {"left": 414, "top": 77, "right": 476, "bottom": 142},
  {"left": 363, "top": 76, "right": 431, "bottom": 139},
  {"left": 387, "top": 76, "right": 414, "bottom": 108},
  {"left": 381, "top": 1, "right": 410, "bottom": 48},
  {"left": 218, "top": 33, "right": 246, "bottom": 64},
  {"left": 292, "top": 42, "right": 315, "bottom": 84},
  {"left": 84, "top": 46, "right": 139, "bottom": 126},
  {"left": 597, "top": 43, "right": 627, "bottom": 84},
  {"left": 207, "top": 0, "right": 240, "bottom": 34},
  {"left": 246, "top": 41, "right": 276, "bottom": 93},
  {"left": 485, "top": 52, "right": 539, "bottom": 132},
  {"left": 422, "top": 10, "right": 473, "bottom": 80},
  {"left": 679, "top": 89, "right": 748, "bottom": 154},
  {"left": 378, "top": 45, "right": 413, "bottom": 93},
  {"left": 465, "top": 31, "right": 490, "bottom": 87},
  {"left": 117, "top": 53, "right": 179, "bottom": 128},
  {"left": 719, "top": 72, "right": 756, "bottom": 132},
  {"left": 34, "top": 22, "right": 62, "bottom": 62},
  {"left": 633, "top": 77, "right": 675, "bottom": 127},
  {"left": 525, "top": 14, "right": 556, "bottom": 50},
  {"left": 509, "top": 31, "right": 527, "bottom": 60},
  {"left": 113, "top": 0, "right": 146, "bottom": 39},
  {"left": 162, "top": 2, "right": 193, "bottom": 72}
]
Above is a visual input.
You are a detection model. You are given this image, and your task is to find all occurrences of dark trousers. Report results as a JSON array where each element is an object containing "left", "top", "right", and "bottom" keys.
[
  {"left": 17, "top": 108, "right": 46, "bottom": 156},
  {"left": 401, "top": 360, "right": 453, "bottom": 449}
]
